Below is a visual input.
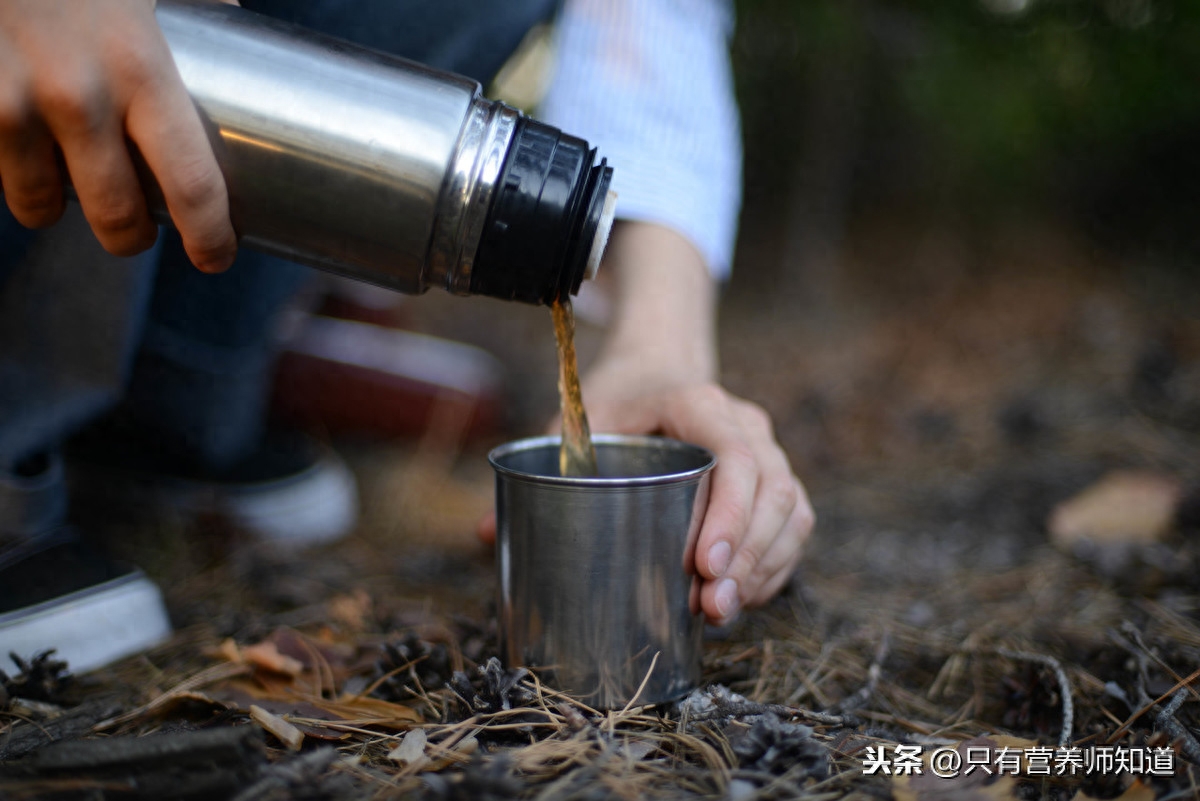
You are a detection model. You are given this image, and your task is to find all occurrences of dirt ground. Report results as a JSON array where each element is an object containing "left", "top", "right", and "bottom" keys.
[{"left": 3, "top": 210, "right": 1200, "bottom": 800}]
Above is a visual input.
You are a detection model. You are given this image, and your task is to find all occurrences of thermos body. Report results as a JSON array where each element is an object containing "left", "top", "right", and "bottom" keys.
[{"left": 154, "top": 0, "right": 615, "bottom": 304}]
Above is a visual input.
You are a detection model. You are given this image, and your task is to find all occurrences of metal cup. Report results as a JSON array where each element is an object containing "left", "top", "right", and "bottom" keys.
[{"left": 489, "top": 434, "right": 715, "bottom": 708}]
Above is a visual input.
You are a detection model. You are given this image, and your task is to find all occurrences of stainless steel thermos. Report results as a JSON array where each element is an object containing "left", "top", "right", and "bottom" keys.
[{"left": 153, "top": 0, "right": 616, "bottom": 305}]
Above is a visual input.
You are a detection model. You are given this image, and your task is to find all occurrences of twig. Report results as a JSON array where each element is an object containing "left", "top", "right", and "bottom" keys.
[
  {"left": 834, "top": 631, "right": 890, "bottom": 714},
  {"left": 284, "top": 719, "right": 404, "bottom": 739},
  {"left": 1110, "top": 629, "right": 1153, "bottom": 707},
  {"left": 1122, "top": 621, "right": 1200, "bottom": 704},
  {"left": 1103, "top": 680, "right": 1134, "bottom": 712},
  {"left": 520, "top": 673, "right": 602, "bottom": 718},
  {"left": 249, "top": 704, "right": 304, "bottom": 751},
  {"left": 995, "top": 647, "right": 1073, "bottom": 748},
  {"left": 0, "top": 708, "right": 54, "bottom": 744},
  {"left": 353, "top": 655, "right": 423, "bottom": 701},
  {"left": 459, "top": 720, "right": 564, "bottom": 733},
  {"left": 1155, "top": 688, "right": 1200, "bottom": 765},
  {"left": 1106, "top": 667, "right": 1200, "bottom": 745},
  {"left": 617, "top": 652, "right": 660, "bottom": 718},
  {"left": 92, "top": 661, "right": 250, "bottom": 732}
]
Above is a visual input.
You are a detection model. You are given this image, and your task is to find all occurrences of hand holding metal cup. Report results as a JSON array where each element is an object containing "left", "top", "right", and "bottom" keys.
[{"left": 489, "top": 434, "right": 715, "bottom": 709}]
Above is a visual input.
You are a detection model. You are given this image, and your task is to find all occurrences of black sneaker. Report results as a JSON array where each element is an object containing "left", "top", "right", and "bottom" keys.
[
  {"left": 0, "top": 530, "right": 172, "bottom": 674},
  {"left": 68, "top": 428, "right": 359, "bottom": 548}
]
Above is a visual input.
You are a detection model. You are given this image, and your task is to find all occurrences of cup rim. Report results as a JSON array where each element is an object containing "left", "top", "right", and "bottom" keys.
[{"left": 488, "top": 434, "right": 716, "bottom": 487}]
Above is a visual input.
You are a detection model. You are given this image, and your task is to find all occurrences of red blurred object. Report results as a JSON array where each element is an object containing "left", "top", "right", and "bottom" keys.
[{"left": 272, "top": 313, "right": 504, "bottom": 444}]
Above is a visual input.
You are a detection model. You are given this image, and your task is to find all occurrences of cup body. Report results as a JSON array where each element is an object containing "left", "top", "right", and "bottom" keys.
[{"left": 490, "top": 434, "right": 715, "bottom": 708}]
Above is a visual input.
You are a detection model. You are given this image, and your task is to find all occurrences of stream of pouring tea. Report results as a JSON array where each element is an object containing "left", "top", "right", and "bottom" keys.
[{"left": 551, "top": 298, "right": 598, "bottom": 477}]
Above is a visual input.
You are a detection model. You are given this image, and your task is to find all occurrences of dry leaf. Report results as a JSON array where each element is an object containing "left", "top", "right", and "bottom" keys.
[
  {"left": 241, "top": 641, "right": 305, "bottom": 677},
  {"left": 217, "top": 684, "right": 335, "bottom": 718},
  {"left": 208, "top": 635, "right": 304, "bottom": 676},
  {"left": 212, "top": 638, "right": 241, "bottom": 664},
  {"left": 250, "top": 703, "right": 305, "bottom": 751},
  {"left": 126, "top": 690, "right": 228, "bottom": 719},
  {"left": 1049, "top": 470, "right": 1182, "bottom": 547},
  {"left": 388, "top": 727, "right": 429, "bottom": 770},
  {"left": 264, "top": 628, "right": 355, "bottom": 673}
]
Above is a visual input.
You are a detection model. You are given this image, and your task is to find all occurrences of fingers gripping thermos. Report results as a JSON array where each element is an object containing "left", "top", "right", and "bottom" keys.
[{"left": 147, "top": 0, "right": 615, "bottom": 304}]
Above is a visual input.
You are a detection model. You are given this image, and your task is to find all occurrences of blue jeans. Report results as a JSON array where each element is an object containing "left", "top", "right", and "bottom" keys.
[{"left": 0, "top": 0, "right": 558, "bottom": 534}]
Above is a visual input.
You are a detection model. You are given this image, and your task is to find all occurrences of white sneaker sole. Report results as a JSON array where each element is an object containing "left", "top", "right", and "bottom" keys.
[
  {"left": 0, "top": 571, "right": 172, "bottom": 675},
  {"left": 71, "top": 443, "right": 360, "bottom": 549},
  {"left": 217, "top": 451, "right": 359, "bottom": 547}
]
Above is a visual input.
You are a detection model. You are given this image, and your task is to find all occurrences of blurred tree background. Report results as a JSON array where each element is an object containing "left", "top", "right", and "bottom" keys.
[{"left": 731, "top": 0, "right": 1200, "bottom": 296}]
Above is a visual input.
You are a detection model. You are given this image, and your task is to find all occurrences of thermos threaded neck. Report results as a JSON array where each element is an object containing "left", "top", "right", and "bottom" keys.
[{"left": 470, "top": 118, "right": 615, "bottom": 305}]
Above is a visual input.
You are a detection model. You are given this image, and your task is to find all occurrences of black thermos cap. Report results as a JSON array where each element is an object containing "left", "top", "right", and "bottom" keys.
[{"left": 470, "top": 117, "right": 613, "bottom": 305}]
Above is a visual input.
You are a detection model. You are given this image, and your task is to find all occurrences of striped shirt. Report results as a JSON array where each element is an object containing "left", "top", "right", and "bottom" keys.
[{"left": 539, "top": 0, "right": 742, "bottom": 280}]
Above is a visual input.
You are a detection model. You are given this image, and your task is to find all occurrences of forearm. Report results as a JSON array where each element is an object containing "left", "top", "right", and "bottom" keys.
[
  {"left": 591, "top": 221, "right": 719, "bottom": 388},
  {"left": 575, "top": 220, "right": 811, "bottom": 622}
]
